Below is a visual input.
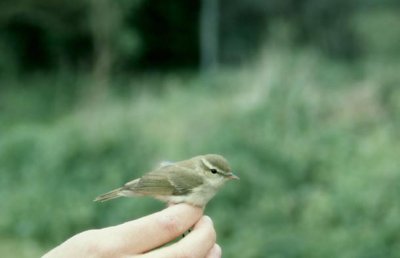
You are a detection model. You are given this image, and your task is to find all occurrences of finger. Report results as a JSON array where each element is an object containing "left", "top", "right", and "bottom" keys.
[
  {"left": 139, "top": 216, "right": 216, "bottom": 258},
  {"left": 205, "top": 244, "right": 222, "bottom": 258},
  {"left": 104, "top": 203, "right": 203, "bottom": 254}
]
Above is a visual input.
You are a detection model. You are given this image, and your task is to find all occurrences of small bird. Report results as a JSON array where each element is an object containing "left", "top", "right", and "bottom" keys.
[{"left": 95, "top": 154, "right": 239, "bottom": 207}]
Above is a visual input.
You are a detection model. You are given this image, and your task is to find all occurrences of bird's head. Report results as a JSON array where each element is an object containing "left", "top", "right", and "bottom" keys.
[{"left": 198, "top": 154, "right": 239, "bottom": 187}]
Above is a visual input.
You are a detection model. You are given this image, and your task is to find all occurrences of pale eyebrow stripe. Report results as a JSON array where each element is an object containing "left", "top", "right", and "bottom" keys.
[{"left": 200, "top": 158, "right": 214, "bottom": 169}]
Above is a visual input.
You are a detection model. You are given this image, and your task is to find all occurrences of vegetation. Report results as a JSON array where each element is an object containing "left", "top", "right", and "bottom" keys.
[
  {"left": 1, "top": 1, "right": 400, "bottom": 257},
  {"left": 1, "top": 46, "right": 400, "bottom": 257}
]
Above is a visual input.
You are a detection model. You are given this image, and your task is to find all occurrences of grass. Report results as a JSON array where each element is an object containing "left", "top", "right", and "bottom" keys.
[{"left": 1, "top": 47, "right": 400, "bottom": 257}]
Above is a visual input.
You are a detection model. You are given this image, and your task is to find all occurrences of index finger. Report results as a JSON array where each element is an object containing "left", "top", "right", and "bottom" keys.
[
  {"left": 105, "top": 203, "right": 203, "bottom": 254},
  {"left": 139, "top": 216, "right": 217, "bottom": 258}
]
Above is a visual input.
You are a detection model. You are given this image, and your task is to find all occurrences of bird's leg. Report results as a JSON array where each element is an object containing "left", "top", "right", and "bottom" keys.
[{"left": 182, "top": 228, "right": 192, "bottom": 238}]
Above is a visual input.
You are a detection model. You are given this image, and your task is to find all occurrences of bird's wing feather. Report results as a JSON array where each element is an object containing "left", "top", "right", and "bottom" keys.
[
  {"left": 123, "top": 166, "right": 203, "bottom": 196},
  {"left": 168, "top": 168, "right": 203, "bottom": 195},
  {"left": 123, "top": 173, "right": 173, "bottom": 195}
]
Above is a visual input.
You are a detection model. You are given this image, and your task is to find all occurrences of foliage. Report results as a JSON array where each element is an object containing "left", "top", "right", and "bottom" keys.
[
  {"left": 3, "top": 0, "right": 400, "bottom": 74},
  {"left": 1, "top": 47, "right": 400, "bottom": 257}
]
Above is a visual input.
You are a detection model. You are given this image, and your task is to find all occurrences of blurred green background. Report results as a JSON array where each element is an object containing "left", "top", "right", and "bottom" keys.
[{"left": 1, "top": 0, "right": 400, "bottom": 257}]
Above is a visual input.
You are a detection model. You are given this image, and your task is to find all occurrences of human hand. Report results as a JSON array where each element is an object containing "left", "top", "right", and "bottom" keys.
[{"left": 42, "top": 204, "right": 221, "bottom": 258}]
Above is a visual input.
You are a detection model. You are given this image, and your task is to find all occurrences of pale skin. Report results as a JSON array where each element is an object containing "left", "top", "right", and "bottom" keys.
[{"left": 43, "top": 204, "right": 221, "bottom": 258}]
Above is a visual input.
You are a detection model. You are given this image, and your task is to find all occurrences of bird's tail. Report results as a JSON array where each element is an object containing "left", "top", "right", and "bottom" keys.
[{"left": 94, "top": 187, "right": 123, "bottom": 202}]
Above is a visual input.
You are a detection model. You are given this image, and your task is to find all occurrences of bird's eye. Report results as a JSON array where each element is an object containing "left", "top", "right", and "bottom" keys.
[{"left": 210, "top": 168, "right": 218, "bottom": 174}]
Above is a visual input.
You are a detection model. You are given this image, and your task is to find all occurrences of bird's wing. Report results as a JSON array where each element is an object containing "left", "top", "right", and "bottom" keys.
[
  {"left": 124, "top": 167, "right": 203, "bottom": 196},
  {"left": 168, "top": 167, "right": 204, "bottom": 195},
  {"left": 123, "top": 173, "right": 173, "bottom": 195}
]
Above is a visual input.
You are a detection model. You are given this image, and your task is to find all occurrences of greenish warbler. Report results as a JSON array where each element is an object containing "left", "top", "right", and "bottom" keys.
[{"left": 95, "top": 154, "right": 239, "bottom": 207}]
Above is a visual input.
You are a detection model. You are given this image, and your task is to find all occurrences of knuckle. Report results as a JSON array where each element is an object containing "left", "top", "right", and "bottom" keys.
[
  {"left": 71, "top": 229, "right": 97, "bottom": 245},
  {"left": 157, "top": 213, "right": 182, "bottom": 235},
  {"left": 71, "top": 230, "right": 100, "bottom": 254},
  {"left": 73, "top": 229, "right": 114, "bottom": 258}
]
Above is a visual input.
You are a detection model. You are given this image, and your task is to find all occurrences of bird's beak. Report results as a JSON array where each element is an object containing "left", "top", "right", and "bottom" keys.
[{"left": 227, "top": 173, "right": 240, "bottom": 180}]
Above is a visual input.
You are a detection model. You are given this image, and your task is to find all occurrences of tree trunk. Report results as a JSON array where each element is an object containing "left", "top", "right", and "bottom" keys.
[
  {"left": 200, "top": 0, "right": 219, "bottom": 74},
  {"left": 88, "top": 0, "right": 116, "bottom": 102}
]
